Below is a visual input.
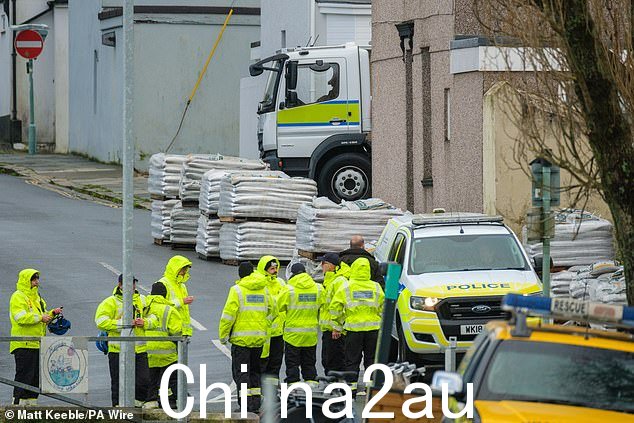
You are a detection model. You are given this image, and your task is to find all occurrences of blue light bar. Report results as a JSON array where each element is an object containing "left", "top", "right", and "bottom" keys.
[{"left": 503, "top": 293, "right": 634, "bottom": 327}]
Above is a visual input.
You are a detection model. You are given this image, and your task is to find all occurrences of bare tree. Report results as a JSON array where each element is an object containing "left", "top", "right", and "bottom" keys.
[{"left": 474, "top": 0, "right": 634, "bottom": 305}]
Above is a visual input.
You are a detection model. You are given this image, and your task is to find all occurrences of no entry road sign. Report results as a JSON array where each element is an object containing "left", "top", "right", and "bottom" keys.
[{"left": 15, "top": 29, "right": 44, "bottom": 59}]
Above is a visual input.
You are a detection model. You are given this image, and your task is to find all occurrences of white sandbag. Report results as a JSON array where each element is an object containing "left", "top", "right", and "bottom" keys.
[
  {"left": 199, "top": 170, "right": 229, "bottom": 215},
  {"left": 218, "top": 171, "right": 317, "bottom": 220},
  {"left": 296, "top": 197, "right": 404, "bottom": 252},
  {"left": 524, "top": 209, "right": 615, "bottom": 267},
  {"left": 593, "top": 268, "right": 627, "bottom": 305},
  {"left": 170, "top": 202, "right": 199, "bottom": 245},
  {"left": 151, "top": 199, "right": 179, "bottom": 240},
  {"left": 148, "top": 153, "right": 202, "bottom": 198},
  {"left": 550, "top": 270, "right": 575, "bottom": 297},
  {"left": 286, "top": 250, "right": 324, "bottom": 282},
  {"left": 220, "top": 221, "right": 296, "bottom": 261},
  {"left": 195, "top": 215, "right": 222, "bottom": 257},
  {"left": 179, "top": 155, "right": 267, "bottom": 202}
]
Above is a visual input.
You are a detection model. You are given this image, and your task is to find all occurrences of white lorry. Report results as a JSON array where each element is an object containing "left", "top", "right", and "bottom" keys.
[{"left": 249, "top": 43, "right": 371, "bottom": 202}]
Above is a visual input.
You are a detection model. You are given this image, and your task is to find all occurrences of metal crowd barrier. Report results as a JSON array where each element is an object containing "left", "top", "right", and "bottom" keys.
[{"left": 0, "top": 336, "right": 189, "bottom": 422}]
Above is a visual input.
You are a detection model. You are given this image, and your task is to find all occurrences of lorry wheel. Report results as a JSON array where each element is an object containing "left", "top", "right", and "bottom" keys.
[{"left": 317, "top": 153, "right": 371, "bottom": 202}]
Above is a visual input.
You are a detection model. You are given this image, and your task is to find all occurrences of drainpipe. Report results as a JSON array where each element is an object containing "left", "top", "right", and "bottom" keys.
[
  {"left": 396, "top": 21, "right": 415, "bottom": 212},
  {"left": 11, "top": 0, "right": 17, "bottom": 121}
]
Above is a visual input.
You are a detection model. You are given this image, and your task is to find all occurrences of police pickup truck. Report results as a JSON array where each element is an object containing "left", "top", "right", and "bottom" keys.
[{"left": 374, "top": 212, "right": 542, "bottom": 365}]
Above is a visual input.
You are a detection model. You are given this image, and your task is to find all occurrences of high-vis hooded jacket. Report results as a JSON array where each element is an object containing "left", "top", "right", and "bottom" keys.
[
  {"left": 157, "top": 255, "right": 193, "bottom": 336},
  {"left": 277, "top": 273, "right": 325, "bottom": 347},
  {"left": 94, "top": 286, "right": 157, "bottom": 353},
  {"left": 320, "top": 262, "right": 350, "bottom": 332},
  {"left": 144, "top": 294, "right": 183, "bottom": 368},
  {"left": 256, "top": 256, "right": 286, "bottom": 337},
  {"left": 9, "top": 269, "right": 52, "bottom": 352},
  {"left": 219, "top": 272, "right": 275, "bottom": 348},
  {"left": 329, "top": 258, "right": 385, "bottom": 333}
]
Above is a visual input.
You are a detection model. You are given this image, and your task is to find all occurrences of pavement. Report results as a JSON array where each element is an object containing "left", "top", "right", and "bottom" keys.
[{"left": 0, "top": 153, "right": 151, "bottom": 210}]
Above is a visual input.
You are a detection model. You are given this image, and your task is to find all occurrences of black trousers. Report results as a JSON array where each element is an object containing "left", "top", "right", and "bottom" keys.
[
  {"left": 261, "top": 335, "right": 284, "bottom": 381},
  {"left": 321, "top": 331, "right": 345, "bottom": 376},
  {"left": 231, "top": 344, "right": 263, "bottom": 413},
  {"left": 12, "top": 348, "right": 39, "bottom": 403},
  {"left": 149, "top": 365, "right": 178, "bottom": 408},
  {"left": 108, "top": 352, "right": 151, "bottom": 406},
  {"left": 284, "top": 342, "right": 317, "bottom": 384},
  {"left": 344, "top": 330, "right": 379, "bottom": 383}
]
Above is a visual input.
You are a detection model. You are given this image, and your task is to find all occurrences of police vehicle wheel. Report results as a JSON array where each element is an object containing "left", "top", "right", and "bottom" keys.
[
  {"left": 397, "top": 320, "right": 420, "bottom": 365},
  {"left": 318, "top": 153, "right": 371, "bottom": 202}
]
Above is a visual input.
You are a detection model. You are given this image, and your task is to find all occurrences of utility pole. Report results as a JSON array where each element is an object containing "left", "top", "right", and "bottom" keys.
[
  {"left": 27, "top": 59, "right": 35, "bottom": 154},
  {"left": 119, "top": 0, "right": 135, "bottom": 408}
]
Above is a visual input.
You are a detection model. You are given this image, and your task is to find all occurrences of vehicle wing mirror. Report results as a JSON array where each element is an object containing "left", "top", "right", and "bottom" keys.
[
  {"left": 285, "top": 60, "right": 298, "bottom": 91},
  {"left": 249, "top": 63, "right": 263, "bottom": 77},
  {"left": 430, "top": 371, "right": 463, "bottom": 396},
  {"left": 532, "top": 254, "right": 553, "bottom": 274},
  {"left": 286, "top": 91, "right": 298, "bottom": 108}
]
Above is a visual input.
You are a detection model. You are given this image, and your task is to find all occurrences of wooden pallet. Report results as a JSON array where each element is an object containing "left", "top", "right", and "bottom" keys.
[
  {"left": 197, "top": 253, "right": 220, "bottom": 262},
  {"left": 171, "top": 243, "right": 196, "bottom": 251},
  {"left": 297, "top": 249, "right": 324, "bottom": 260},
  {"left": 222, "top": 259, "right": 240, "bottom": 266},
  {"left": 153, "top": 238, "right": 170, "bottom": 246},
  {"left": 150, "top": 194, "right": 175, "bottom": 201},
  {"left": 181, "top": 200, "right": 199, "bottom": 209},
  {"left": 219, "top": 215, "right": 296, "bottom": 224}
]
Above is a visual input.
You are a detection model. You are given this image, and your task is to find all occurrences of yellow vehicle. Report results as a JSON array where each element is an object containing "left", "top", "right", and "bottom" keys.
[
  {"left": 431, "top": 294, "right": 634, "bottom": 422},
  {"left": 374, "top": 213, "right": 542, "bottom": 366}
]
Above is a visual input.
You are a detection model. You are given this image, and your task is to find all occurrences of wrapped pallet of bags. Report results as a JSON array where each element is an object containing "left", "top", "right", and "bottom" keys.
[
  {"left": 148, "top": 153, "right": 196, "bottom": 198},
  {"left": 151, "top": 199, "right": 180, "bottom": 242},
  {"left": 220, "top": 221, "right": 296, "bottom": 261},
  {"left": 286, "top": 250, "right": 325, "bottom": 282},
  {"left": 550, "top": 270, "right": 575, "bottom": 298},
  {"left": 170, "top": 201, "right": 200, "bottom": 246},
  {"left": 296, "top": 197, "right": 404, "bottom": 252},
  {"left": 218, "top": 171, "right": 317, "bottom": 221},
  {"left": 199, "top": 170, "right": 229, "bottom": 216},
  {"left": 568, "top": 261, "right": 619, "bottom": 300},
  {"left": 524, "top": 209, "right": 615, "bottom": 267},
  {"left": 179, "top": 155, "right": 267, "bottom": 203},
  {"left": 195, "top": 215, "right": 222, "bottom": 258}
]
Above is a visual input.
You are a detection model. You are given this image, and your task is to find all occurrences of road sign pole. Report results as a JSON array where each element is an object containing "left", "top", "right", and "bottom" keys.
[
  {"left": 27, "top": 59, "right": 35, "bottom": 155},
  {"left": 119, "top": 0, "right": 135, "bottom": 409}
]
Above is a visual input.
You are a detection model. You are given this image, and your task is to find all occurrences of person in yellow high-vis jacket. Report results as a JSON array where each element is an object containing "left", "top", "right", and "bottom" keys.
[
  {"left": 219, "top": 262, "right": 276, "bottom": 413},
  {"left": 95, "top": 274, "right": 158, "bottom": 407},
  {"left": 144, "top": 282, "right": 183, "bottom": 410},
  {"left": 255, "top": 256, "right": 286, "bottom": 383},
  {"left": 329, "top": 257, "right": 384, "bottom": 394},
  {"left": 9, "top": 269, "right": 62, "bottom": 405},
  {"left": 157, "top": 255, "right": 194, "bottom": 336},
  {"left": 277, "top": 263, "right": 325, "bottom": 385},
  {"left": 317, "top": 252, "right": 350, "bottom": 376}
]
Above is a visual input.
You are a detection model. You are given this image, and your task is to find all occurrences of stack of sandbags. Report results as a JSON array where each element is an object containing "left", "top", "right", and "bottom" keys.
[
  {"left": 569, "top": 261, "right": 620, "bottom": 301},
  {"left": 220, "top": 222, "right": 296, "bottom": 261},
  {"left": 218, "top": 171, "right": 317, "bottom": 221},
  {"left": 524, "top": 209, "right": 614, "bottom": 267},
  {"left": 151, "top": 199, "right": 180, "bottom": 241},
  {"left": 286, "top": 251, "right": 324, "bottom": 282},
  {"left": 195, "top": 215, "right": 222, "bottom": 257},
  {"left": 550, "top": 270, "right": 575, "bottom": 298},
  {"left": 594, "top": 268, "right": 626, "bottom": 304},
  {"left": 170, "top": 202, "right": 200, "bottom": 245},
  {"left": 148, "top": 153, "right": 197, "bottom": 198},
  {"left": 296, "top": 197, "right": 404, "bottom": 252},
  {"left": 179, "top": 155, "right": 267, "bottom": 203},
  {"left": 199, "top": 170, "right": 229, "bottom": 216}
]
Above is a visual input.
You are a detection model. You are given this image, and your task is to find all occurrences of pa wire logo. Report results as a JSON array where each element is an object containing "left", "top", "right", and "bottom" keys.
[{"left": 157, "top": 363, "right": 474, "bottom": 420}]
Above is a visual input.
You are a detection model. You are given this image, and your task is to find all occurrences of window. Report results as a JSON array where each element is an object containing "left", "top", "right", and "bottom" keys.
[
  {"left": 480, "top": 341, "right": 634, "bottom": 413},
  {"left": 388, "top": 233, "right": 407, "bottom": 265},
  {"left": 287, "top": 62, "right": 340, "bottom": 108},
  {"left": 409, "top": 234, "right": 529, "bottom": 274}
]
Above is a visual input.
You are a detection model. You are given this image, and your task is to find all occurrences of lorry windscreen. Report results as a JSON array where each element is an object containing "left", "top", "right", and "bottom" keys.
[
  {"left": 260, "top": 60, "right": 283, "bottom": 113},
  {"left": 409, "top": 234, "right": 529, "bottom": 274},
  {"left": 479, "top": 340, "right": 634, "bottom": 413}
]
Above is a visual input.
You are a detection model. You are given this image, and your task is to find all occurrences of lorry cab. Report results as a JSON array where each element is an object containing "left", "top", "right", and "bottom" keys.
[
  {"left": 249, "top": 43, "right": 372, "bottom": 202},
  {"left": 432, "top": 294, "right": 634, "bottom": 422},
  {"left": 374, "top": 212, "right": 542, "bottom": 365}
]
